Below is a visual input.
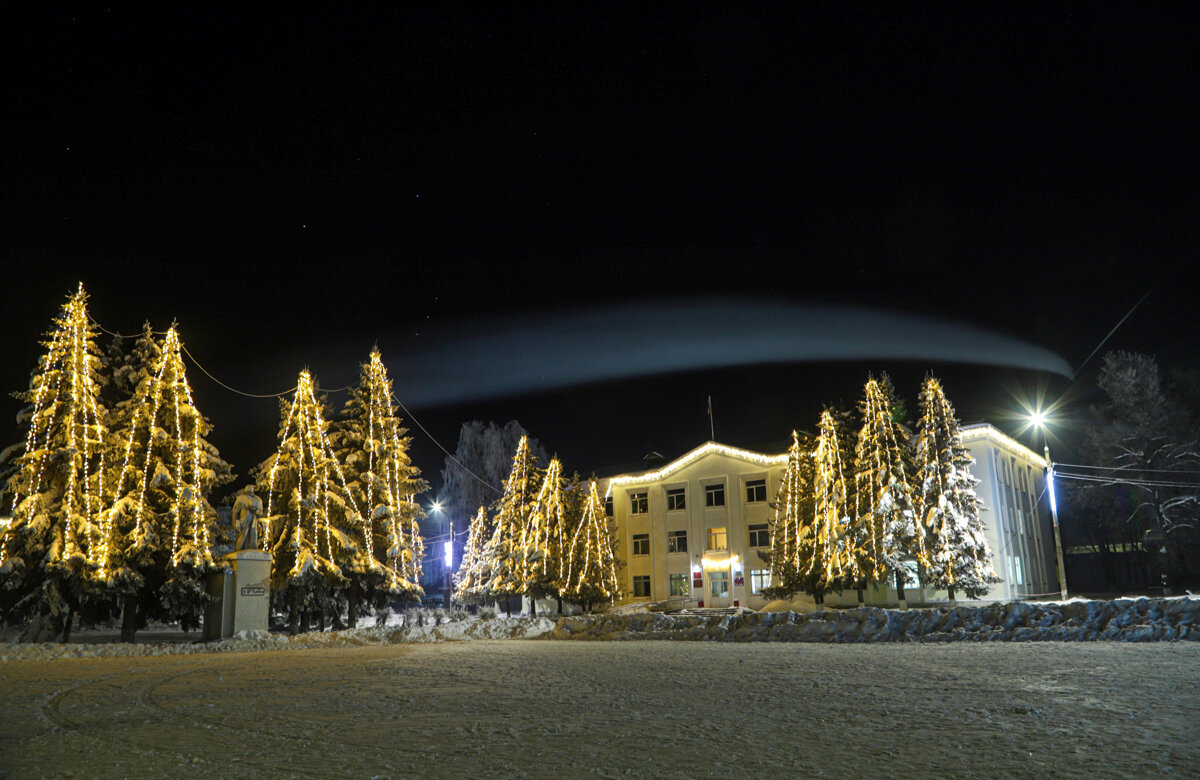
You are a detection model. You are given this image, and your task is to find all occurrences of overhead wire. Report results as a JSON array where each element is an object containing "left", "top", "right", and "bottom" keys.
[{"left": 86, "top": 313, "right": 506, "bottom": 497}]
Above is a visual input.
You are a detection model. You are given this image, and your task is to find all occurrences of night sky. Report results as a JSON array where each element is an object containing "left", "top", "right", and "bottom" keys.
[{"left": 3, "top": 4, "right": 1199, "bottom": 502}]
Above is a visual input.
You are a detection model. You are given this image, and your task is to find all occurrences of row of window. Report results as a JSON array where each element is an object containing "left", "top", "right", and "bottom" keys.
[
  {"left": 631, "top": 570, "right": 774, "bottom": 598},
  {"left": 630, "top": 524, "right": 770, "bottom": 556},
  {"left": 624, "top": 479, "right": 767, "bottom": 515}
]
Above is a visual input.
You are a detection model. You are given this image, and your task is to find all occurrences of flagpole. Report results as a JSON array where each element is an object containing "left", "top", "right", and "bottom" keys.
[{"left": 708, "top": 395, "right": 715, "bottom": 441}]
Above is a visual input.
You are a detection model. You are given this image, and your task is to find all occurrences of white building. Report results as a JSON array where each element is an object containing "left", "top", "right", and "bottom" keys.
[{"left": 599, "top": 424, "right": 1059, "bottom": 609}]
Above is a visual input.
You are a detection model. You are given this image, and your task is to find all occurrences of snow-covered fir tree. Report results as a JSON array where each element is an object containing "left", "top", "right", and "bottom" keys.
[
  {"left": 101, "top": 325, "right": 233, "bottom": 640},
  {"left": 914, "top": 375, "right": 1000, "bottom": 602},
  {"left": 480, "top": 435, "right": 542, "bottom": 614},
  {"left": 521, "top": 457, "right": 569, "bottom": 614},
  {"left": 807, "top": 409, "right": 854, "bottom": 606},
  {"left": 453, "top": 506, "right": 490, "bottom": 602},
  {"left": 331, "top": 349, "right": 427, "bottom": 625},
  {"left": 256, "top": 370, "right": 360, "bottom": 634},
  {"left": 853, "top": 374, "right": 923, "bottom": 606},
  {"left": 0, "top": 284, "right": 109, "bottom": 642},
  {"left": 760, "top": 431, "right": 815, "bottom": 600},
  {"left": 561, "top": 479, "right": 620, "bottom": 612}
]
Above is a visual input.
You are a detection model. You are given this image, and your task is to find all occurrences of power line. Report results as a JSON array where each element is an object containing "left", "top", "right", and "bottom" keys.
[
  {"left": 180, "top": 343, "right": 297, "bottom": 399},
  {"left": 1070, "top": 279, "right": 1160, "bottom": 382},
  {"left": 390, "top": 393, "right": 503, "bottom": 497},
  {"left": 1055, "top": 462, "right": 1200, "bottom": 475},
  {"left": 1053, "top": 471, "right": 1200, "bottom": 490}
]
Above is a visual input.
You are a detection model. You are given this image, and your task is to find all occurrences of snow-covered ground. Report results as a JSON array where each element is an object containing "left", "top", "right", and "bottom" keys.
[
  {"left": 1, "top": 597, "right": 1194, "bottom": 663},
  {"left": 1, "top": 639, "right": 1196, "bottom": 778}
]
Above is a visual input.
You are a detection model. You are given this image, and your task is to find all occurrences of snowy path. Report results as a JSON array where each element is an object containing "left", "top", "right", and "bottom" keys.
[{"left": 2, "top": 641, "right": 1197, "bottom": 778}]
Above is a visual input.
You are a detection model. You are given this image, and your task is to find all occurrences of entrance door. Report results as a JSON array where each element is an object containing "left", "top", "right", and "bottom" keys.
[{"left": 709, "top": 571, "right": 730, "bottom": 607}]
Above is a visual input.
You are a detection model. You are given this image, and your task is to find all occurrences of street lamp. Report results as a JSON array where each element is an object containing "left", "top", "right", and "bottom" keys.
[
  {"left": 1030, "top": 413, "right": 1069, "bottom": 601},
  {"left": 430, "top": 501, "right": 452, "bottom": 608}
]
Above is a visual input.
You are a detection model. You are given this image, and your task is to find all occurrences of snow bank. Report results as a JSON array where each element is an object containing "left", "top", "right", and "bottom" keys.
[
  {"left": 0, "top": 617, "right": 556, "bottom": 662},
  {"left": 549, "top": 597, "right": 1199, "bottom": 643}
]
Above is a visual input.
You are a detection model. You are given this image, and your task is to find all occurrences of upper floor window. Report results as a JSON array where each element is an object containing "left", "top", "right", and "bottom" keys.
[
  {"left": 667, "top": 529, "right": 688, "bottom": 553},
  {"left": 632, "top": 533, "right": 650, "bottom": 556},
  {"left": 748, "top": 523, "right": 769, "bottom": 547},
  {"left": 707, "top": 526, "right": 727, "bottom": 550},
  {"left": 745, "top": 479, "right": 767, "bottom": 503},
  {"left": 630, "top": 492, "right": 648, "bottom": 515},
  {"left": 666, "top": 487, "right": 686, "bottom": 511},
  {"left": 705, "top": 483, "right": 725, "bottom": 507},
  {"left": 604, "top": 495, "right": 614, "bottom": 517}
]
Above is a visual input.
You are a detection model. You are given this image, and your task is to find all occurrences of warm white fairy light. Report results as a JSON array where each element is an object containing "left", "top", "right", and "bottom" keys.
[
  {"left": 2, "top": 284, "right": 105, "bottom": 568},
  {"left": 266, "top": 370, "right": 366, "bottom": 574},
  {"left": 563, "top": 480, "right": 619, "bottom": 602},
  {"left": 809, "top": 409, "right": 850, "bottom": 582},
  {"left": 606, "top": 442, "right": 788, "bottom": 496},
  {"left": 98, "top": 327, "right": 211, "bottom": 577}
]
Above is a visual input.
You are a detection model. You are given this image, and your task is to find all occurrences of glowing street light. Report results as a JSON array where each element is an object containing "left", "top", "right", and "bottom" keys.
[{"left": 1030, "top": 412, "right": 1069, "bottom": 601}]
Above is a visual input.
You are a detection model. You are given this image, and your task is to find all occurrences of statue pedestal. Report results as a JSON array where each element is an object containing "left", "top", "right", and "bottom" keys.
[{"left": 203, "top": 550, "right": 272, "bottom": 640}]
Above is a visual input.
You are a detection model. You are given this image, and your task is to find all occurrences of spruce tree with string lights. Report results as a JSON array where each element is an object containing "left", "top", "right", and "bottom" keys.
[
  {"left": 521, "top": 457, "right": 569, "bottom": 614},
  {"left": 480, "top": 435, "right": 542, "bottom": 615},
  {"left": 914, "top": 375, "right": 1000, "bottom": 602},
  {"left": 561, "top": 479, "right": 620, "bottom": 612},
  {"left": 100, "top": 325, "right": 234, "bottom": 640},
  {"left": 0, "top": 284, "right": 109, "bottom": 642},
  {"left": 806, "top": 408, "right": 855, "bottom": 608},
  {"left": 256, "top": 370, "right": 360, "bottom": 634},
  {"left": 453, "top": 506, "right": 491, "bottom": 603},
  {"left": 760, "top": 431, "right": 815, "bottom": 600},
  {"left": 331, "top": 349, "right": 427, "bottom": 626},
  {"left": 853, "top": 374, "right": 923, "bottom": 608}
]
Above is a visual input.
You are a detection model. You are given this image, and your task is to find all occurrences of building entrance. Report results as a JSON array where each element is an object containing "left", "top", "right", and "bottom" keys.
[{"left": 708, "top": 571, "right": 730, "bottom": 607}]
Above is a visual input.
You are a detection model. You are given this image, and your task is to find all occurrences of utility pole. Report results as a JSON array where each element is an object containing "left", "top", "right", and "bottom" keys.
[{"left": 1045, "top": 445, "right": 1069, "bottom": 601}]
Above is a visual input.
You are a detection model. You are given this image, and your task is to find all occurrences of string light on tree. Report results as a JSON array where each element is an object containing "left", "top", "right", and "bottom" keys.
[
  {"left": 915, "top": 375, "right": 1000, "bottom": 603},
  {"left": 258, "top": 370, "right": 364, "bottom": 632},
  {"left": 562, "top": 479, "right": 620, "bottom": 611},
  {"left": 0, "top": 284, "right": 109, "bottom": 641},
  {"left": 853, "top": 374, "right": 923, "bottom": 603}
]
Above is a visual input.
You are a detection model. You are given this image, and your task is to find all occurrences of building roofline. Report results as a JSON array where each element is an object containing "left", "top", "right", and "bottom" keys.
[
  {"left": 960, "top": 423, "right": 1048, "bottom": 468},
  {"left": 602, "top": 441, "right": 787, "bottom": 493}
]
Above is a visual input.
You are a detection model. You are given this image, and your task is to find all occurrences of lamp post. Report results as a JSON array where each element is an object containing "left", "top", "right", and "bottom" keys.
[{"left": 1031, "top": 413, "right": 1069, "bottom": 601}]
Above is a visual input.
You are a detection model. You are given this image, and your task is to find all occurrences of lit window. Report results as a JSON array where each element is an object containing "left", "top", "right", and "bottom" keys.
[
  {"left": 666, "top": 487, "right": 686, "bottom": 511},
  {"left": 750, "top": 569, "right": 771, "bottom": 594},
  {"left": 748, "top": 523, "right": 769, "bottom": 547},
  {"left": 632, "top": 534, "right": 650, "bottom": 556},
  {"left": 633, "top": 575, "right": 651, "bottom": 598},
  {"left": 745, "top": 479, "right": 766, "bottom": 503},
  {"left": 669, "top": 573, "right": 689, "bottom": 596},
  {"left": 630, "top": 492, "right": 648, "bottom": 514},
  {"left": 707, "top": 527, "right": 727, "bottom": 550},
  {"left": 705, "top": 483, "right": 725, "bottom": 507},
  {"left": 667, "top": 529, "right": 688, "bottom": 554}
]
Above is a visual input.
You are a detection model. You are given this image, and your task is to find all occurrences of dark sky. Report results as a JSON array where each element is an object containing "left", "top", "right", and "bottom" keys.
[{"left": 3, "top": 4, "right": 1199, "bottom": 500}]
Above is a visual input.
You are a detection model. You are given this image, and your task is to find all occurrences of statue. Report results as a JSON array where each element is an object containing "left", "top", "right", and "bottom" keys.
[{"left": 232, "top": 485, "right": 264, "bottom": 551}]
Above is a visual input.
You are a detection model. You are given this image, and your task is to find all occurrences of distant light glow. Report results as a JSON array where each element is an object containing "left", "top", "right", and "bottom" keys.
[
  {"left": 1030, "top": 410, "right": 1048, "bottom": 429},
  {"left": 431, "top": 500, "right": 443, "bottom": 513}
]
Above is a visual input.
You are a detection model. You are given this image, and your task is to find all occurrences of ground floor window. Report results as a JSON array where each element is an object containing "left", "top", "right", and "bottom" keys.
[
  {"left": 669, "top": 572, "right": 689, "bottom": 596},
  {"left": 750, "top": 569, "right": 771, "bottom": 594},
  {"left": 633, "top": 575, "right": 651, "bottom": 598}
]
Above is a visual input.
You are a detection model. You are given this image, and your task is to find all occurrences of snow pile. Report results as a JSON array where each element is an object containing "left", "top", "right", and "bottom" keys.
[
  {"left": 550, "top": 597, "right": 1199, "bottom": 643},
  {"left": 0, "top": 617, "right": 557, "bottom": 661}
]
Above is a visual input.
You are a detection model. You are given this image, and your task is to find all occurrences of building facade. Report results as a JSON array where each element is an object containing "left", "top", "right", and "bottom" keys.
[{"left": 600, "top": 425, "right": 1059, "bottom": 609}]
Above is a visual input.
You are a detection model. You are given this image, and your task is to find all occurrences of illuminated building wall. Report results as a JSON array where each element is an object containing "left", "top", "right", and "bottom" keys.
[
  {"left": 600, "top": 426, "right": 1057, "bottom": 608},
  {"left": 600, "top": 442, "right": 788, "bottom": 609}
]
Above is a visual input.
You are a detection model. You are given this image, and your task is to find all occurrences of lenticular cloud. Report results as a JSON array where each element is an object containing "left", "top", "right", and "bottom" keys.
[{"left": 396, "top": 298, "right": 1072, "bottom": 406}]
